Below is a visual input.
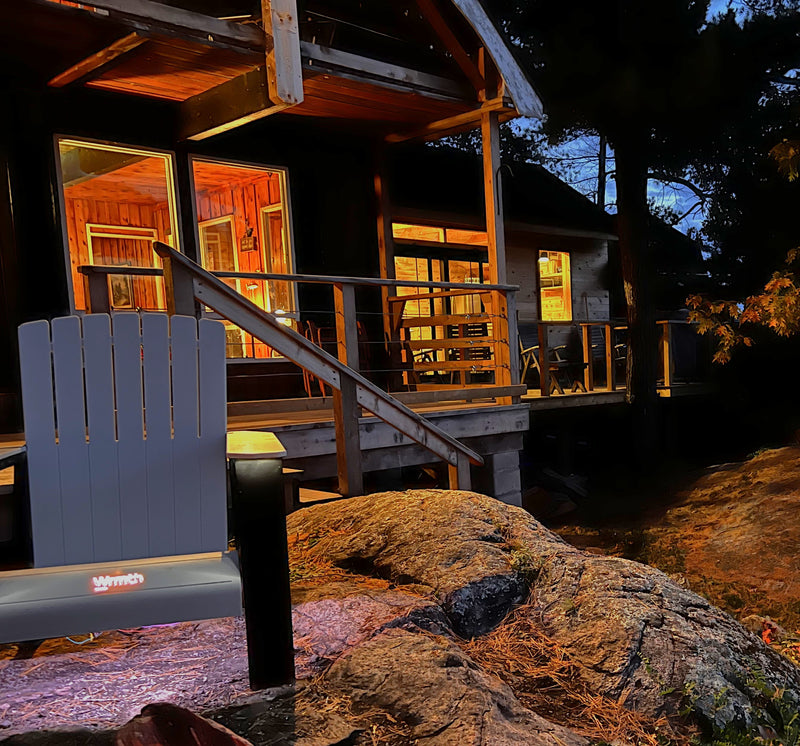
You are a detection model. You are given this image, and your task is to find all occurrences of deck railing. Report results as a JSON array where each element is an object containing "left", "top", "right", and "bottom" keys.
[
  {"left": 523, "top": 319, "right": 706, "bottom": 398},
  {"left": 79, "top": 248, "right": 502, "bottom": 497},
  {"left": 78, "top": 263, "right": 523, "bottom": 404}
]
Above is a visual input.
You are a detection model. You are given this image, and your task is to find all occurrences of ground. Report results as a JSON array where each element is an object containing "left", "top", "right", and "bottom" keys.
[
  {"left": 554, "top": 446, "right": 800, "bottom": 652},
  {"left": 1, "top": 481, "right": 800, "bottom": 745}
]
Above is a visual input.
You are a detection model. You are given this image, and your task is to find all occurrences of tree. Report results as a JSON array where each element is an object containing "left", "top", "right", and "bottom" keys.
[{"left": 488, "top": 0, "right": 800, "bottom": 461}]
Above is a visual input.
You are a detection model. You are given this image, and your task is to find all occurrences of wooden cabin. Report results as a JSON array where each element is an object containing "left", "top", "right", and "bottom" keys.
[{"left": 0, "top": 0, "right": 547, "bottom": 509}]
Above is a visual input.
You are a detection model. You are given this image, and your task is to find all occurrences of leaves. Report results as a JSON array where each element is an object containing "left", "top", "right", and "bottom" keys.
[{"left": 687, "top": 249, "right": 800, "bottom": 362}]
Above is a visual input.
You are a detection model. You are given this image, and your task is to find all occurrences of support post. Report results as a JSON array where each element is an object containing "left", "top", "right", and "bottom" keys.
[
  {"left": 448, "top": 452, "right": 471, "bottom": 491},
  {"left": 605, "top": 322, "right": 616, "bottom": 391},
  {"left": 506, "top": 291, "right": 520, "bottom": 388},
  {"left": 162, "top": 253, "right": 200, "bottom": 317},
  {"left": 482, "top": 110, "right": 511, "bottom": 403},
  {"left": 488, "top": 450, "right": 522, "bottom": 507},
  {"left": 85, "top": 271, "right": 111, "bottom": 314},
  {"left": 538, "top": 322, "right": 550, "bottom": 397},
  {"left": 333, "top": 378, "right": 363, "bottom": 497},
  {"left": 581, "top": 324, "right": 595, "bottom": 392},
  {"left": 374, "top": 149, "right": 404, "bottom": 390},
  {"left": 228, "top": 458, "right": 294, "bottom": 690},
  {"left": 334, "top": 283, "right": 360, "bottom": 373},
  {"left": 332, "top": 281, "right": 363, "bottom": 497},
  {"left": 661, "top": 321, "right": 673, "bottom": 388}
]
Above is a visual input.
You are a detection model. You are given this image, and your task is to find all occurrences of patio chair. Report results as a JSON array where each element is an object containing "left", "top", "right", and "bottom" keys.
[{"left": 0, "top": 313, "right": 243, "bottom": 643}]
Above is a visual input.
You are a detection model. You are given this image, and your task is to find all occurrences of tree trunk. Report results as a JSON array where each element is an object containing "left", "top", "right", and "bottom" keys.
[{"left": 613, "top": 133, "right": 660, "bottom": 465}]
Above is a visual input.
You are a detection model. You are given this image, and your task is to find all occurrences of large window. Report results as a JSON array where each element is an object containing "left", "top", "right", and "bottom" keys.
[
  {"left": 538, "top": 250, "right": 572, "bottom": 321},
  {"left": 56, "top": 138, "right": 180, "bottom": 312},
  {"left": 191, "top": 158, "right": 296, "bottom": 359}
]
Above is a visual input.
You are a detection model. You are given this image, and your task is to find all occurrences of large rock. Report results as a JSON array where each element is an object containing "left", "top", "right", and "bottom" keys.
[
  {"left": 287, "top": 489, "right": 534, "bottom": 638},
  {"left": 293, "top": 489, "right": 800, "bottom": 728},
  {"left": 325, "top": 628, "right": 587, "bottom": 746},
  {"left": 640, "top": 447, "right": 800, "bottom": 628}
]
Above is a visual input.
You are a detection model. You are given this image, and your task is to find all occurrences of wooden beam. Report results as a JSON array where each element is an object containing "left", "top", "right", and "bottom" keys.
[
  {"left": 385, "top": 97, "right": 515, "bottom": 144},
  {"left": 450, "top": 0, "right": 544, "bottom": 118},
  {"left": 48, "top": 32, "right": 148, "bottom": 88},
  {"left": 179, "top": 66, "right": 289, "bottom": 141},
  {"left": 300, "top": 41, "right": 467, "bottom": 100},
  {"left": 482, "top": 109, "right": 513, "bottom": 402},
  {"left": 415, "top": 0, "right": 485, "bottom": 92},
  {"left": 261, "top": 0, "right": 304, "bottom": 106},
  {"left": 64, "top": 0, "right": 267, "bottom": 53},
  {"left": 332, "top": 281, "right": 363, "bottom": 496}
]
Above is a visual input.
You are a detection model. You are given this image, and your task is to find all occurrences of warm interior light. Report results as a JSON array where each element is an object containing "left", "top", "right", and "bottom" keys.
[
  {"left": 245, "top": 283, "right": 258, "bottom": 290},
  {"left": 538, "top": 255, "right": 549, "bottom": 263}
]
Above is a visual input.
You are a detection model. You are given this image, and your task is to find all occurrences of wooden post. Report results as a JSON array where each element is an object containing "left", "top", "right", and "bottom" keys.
[
  {"left": 228, "top": 458, "right": 294, "bottom": 690},
  {"left": 448, "top": 452, "right": 471, "bottom": 491},
  {"left": 538, "top": 322, "right": 550, "bottom": 397},
  {"left": 506, "top": 291, "right": 520, "bottom": 388},
  {"left": 163, "top": 254, "right": 200, "bottom": 317},
  {"left": 661, "top": 321, "right": 673, "bottom": 388},
  {"left": 333, "top": 378, "right": 363, "bottom": 497},
  {"left": 605, "top": 322, "right": 616, "bottom": 391},
  {"left": 333, "top": 281, "right": 363, "bottom": 497},
  {"left": 374, "top": 149, "right": 403, "bottom": 390},
  {"left": 85, "top": 271, "right": 111, "bottom": 314},
  {"left": 482, "top": 110, "right": 511, "bottom": 403},
  {"left": 334, "top": 283, "right": 360, "bottom": 372},
  {"left": 581, "top": 324, "right": 594, "bottom": 392}
]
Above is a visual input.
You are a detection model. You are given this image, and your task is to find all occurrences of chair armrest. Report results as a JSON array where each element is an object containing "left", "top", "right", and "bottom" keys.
[{"left": 227, "top": 431, "right": 287, "bottom": 461}]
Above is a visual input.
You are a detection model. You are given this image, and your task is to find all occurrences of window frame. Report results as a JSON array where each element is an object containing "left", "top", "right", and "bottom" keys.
[
  {"left": 536, "top": 249, "right": 573, "bottom": 322},
  {"left": 188, "top": 155, "right": 299, "bottom": 363},
  {"left": 53, "top": 135, "right": 183, "bottom": 314}
]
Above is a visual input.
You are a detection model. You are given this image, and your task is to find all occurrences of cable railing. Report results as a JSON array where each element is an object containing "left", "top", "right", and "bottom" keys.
[
  {"left": 79, "top": 247, "right": 505, "bottom": 497},
  {"left": 78, "top": 263, "right": 524, "bottom": 405}
]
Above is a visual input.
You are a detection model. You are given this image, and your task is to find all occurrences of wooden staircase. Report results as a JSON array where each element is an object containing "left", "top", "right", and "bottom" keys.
[{"left": 152, "top": 242, "right": 483, "bottom": 496}]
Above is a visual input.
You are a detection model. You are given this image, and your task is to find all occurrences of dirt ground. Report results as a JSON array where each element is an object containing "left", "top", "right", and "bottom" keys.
[{"left": 555, "top": 446, "right": 800, "bottom": 635}]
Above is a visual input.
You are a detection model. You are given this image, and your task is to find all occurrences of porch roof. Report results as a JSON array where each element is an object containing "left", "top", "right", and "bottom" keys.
[{"left": 3, "top": 0, "right": 542, "bottom": 141}]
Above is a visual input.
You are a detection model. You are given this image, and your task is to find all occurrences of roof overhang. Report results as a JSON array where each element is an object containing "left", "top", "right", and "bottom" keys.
[{"left": 21, "top": 0, "right": 543, "bottom": 141}]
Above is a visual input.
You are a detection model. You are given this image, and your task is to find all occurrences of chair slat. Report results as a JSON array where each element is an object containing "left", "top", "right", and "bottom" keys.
[
  {"left": 18, "top": 320, "right": 64, "bottom": 567},
  {"left": 83, "top": 314, "right": 122, "bottom": 561},
  {"left": 112, "top": 313, "right": 150, "bottom": 559},
  {"left": 52, "top": 316, "right": 94, "bottom": 565},
  {"left": 142, "top": 314, "right": 175, "bottom": 557},
  {"left": 170, "top": 315, "right": 203, "bottom": 554},
  {"left": 198, "top": 318, "right": 228, "bottom": 552}
]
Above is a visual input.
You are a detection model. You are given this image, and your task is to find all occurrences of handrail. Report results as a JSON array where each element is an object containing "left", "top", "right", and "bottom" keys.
[
  {"left": 77, "top": 264, "right": 518, "bottom": 293},
  {"left": 150, "top": 242, "right": 483, "bottom": 495}
]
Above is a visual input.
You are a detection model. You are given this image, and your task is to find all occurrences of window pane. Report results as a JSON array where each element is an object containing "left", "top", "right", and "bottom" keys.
[
  {"left": 392, "top": 223, "right": 445, "bottom": 242},
  {"left": 192, "top": 159, "right": 296, "bottom": 359},
  {"left": 57, "top": 139, "right": 178, "bottom": 311},
  {"left": 538, "top": 250, "right": 572, "bottom": 321}
]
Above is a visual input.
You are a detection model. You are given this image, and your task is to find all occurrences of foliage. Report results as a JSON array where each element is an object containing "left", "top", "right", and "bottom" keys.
[
  {"left": 687, "top": 249, "right": 800, "bottom": 362},
  {"left": 701, "top": 670, "right": 800, "bottom": 746}
]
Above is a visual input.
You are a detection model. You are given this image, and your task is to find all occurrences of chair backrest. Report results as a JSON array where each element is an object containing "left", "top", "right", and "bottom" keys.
[{"left": 19, "top": 313, "right": 228, "bottom": 568}]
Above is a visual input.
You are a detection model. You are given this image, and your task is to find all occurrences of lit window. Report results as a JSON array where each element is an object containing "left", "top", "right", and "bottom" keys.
[
  {"left": 56, "top": 138, "right": 180, "bottom": 312},
  {"left": 191, "top": 158, "right": 296, "bottom": 359},
  {"left": 538, "top": 250, "right": 572, "bottom": 321}
]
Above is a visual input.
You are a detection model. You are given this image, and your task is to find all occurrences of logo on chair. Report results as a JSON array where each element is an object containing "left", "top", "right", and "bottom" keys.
[{"left": 91, "top": 572, "right": 145, "bottom": 594}]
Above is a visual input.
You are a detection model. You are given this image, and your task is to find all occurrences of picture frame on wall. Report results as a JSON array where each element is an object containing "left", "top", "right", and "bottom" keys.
[{"left": 108, "top": 263, "right": 135, "bottom": 310}]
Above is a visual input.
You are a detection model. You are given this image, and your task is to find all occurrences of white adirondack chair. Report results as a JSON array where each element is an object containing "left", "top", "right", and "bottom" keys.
[{"left": 0, "top": 313, "right": 243, "bottom": 643}]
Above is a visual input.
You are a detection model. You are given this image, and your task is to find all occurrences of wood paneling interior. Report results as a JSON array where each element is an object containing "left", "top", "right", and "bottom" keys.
[
  {"left": 193, "top": 160, "right": 293, "bottom": 359},
  {"left": 61, "top": 154, "right": 174, "bottom": 311},
  {"left": 87, "top": 38, "right": 260, "bottom": 101}
]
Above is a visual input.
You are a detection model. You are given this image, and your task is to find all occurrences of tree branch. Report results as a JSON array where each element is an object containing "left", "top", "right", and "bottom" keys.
[{"left": 647, "top": 171, "right": 711, "bottom": 201}]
